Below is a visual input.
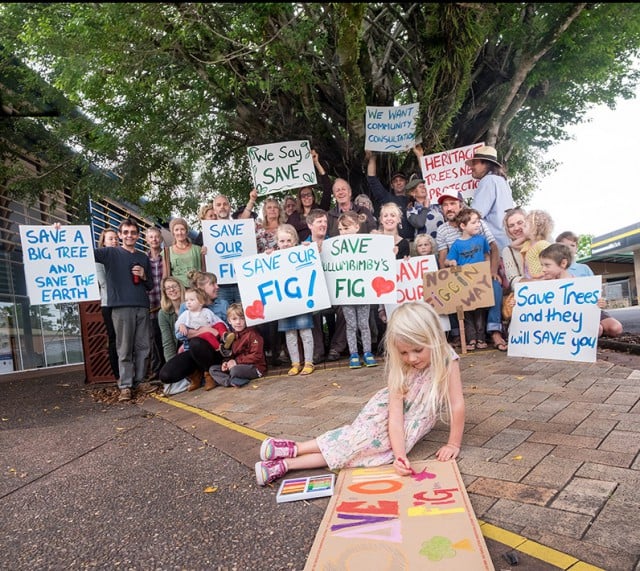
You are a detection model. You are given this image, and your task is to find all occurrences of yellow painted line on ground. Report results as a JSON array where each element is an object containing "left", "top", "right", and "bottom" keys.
[
  {"left": 479, "top": 521, "right": 605, "bottom": 570},
  {"left": 153, "top": 394, "right": 268, "bottom": 441},
  {"left": 154, "top": 389, "right": 601, "bottom": 571}
]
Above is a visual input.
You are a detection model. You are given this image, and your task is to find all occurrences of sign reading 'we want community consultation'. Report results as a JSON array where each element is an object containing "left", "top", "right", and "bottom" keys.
[{"left": 364, "top": 103, "right": 418, "bottom": 153}]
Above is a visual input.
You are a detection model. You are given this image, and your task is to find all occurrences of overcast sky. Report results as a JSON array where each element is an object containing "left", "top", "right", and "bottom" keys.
[{"left": 528, "top": 85, "right": 640, "bottom": 239}]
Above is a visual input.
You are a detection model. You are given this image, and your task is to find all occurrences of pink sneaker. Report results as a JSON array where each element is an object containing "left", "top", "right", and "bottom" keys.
[
  {"left": 260, "top": 437, "right": 297, "bottom": 461},
  {"left": 255, "top": 459, "right": 287, "bottom": 486}
]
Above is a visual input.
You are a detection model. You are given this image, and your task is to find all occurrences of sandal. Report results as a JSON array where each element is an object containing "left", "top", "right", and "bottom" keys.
[
  {"left": 288, "top": 363, "right": 302, "bottom": 376},
  {"left": 299, "top": 362, "right": 315, "bottom": 376},
  {"left": 466, "top": 340, "right": 477, "bottom": 351},
  {"left": 491, "top": 332, "right": 508, "bottom": 352},
  {"left": 476, "top": 340, "right": 488, "bottom": 350}
]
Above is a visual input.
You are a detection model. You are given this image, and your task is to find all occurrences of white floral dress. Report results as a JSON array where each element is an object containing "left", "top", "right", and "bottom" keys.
[{"left": 317, "top": 354, "right": 458, "bottom": 470}]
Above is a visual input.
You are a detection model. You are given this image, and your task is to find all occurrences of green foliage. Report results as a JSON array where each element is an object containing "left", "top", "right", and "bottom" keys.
[
  {"left": 577, "top": 234, "right": 593, "bottom": 260},
  {"left": 0, "top": 2, "right": 639, "bottom": 221}
]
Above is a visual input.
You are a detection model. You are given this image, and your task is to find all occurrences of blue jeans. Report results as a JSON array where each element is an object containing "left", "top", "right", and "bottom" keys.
[{"left": 487, "top": 278, "right": 503, "bottom": 333}]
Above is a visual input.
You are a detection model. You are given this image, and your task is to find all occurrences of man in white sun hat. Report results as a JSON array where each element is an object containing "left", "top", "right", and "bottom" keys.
[{"left": 466, "top": 145, "right": 514, "bottom": 251}]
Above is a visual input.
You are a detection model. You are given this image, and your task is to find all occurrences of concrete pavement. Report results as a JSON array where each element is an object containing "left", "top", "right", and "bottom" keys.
[{"left": 142, "top": 348, "right": 640, "bottom": 570}]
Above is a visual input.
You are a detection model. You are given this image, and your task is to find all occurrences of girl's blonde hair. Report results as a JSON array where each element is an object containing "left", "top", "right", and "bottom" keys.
[
  {"left": 276, "top": 223, "right": 299, "bottom": 245},
  {"left": 97, "top": 228, "right": 117, "bottom": 247},
  {"left": 412, "top": 233, "right": 436, "bottom": 256},
  {"left": 184, "top": 287, "right": 208, "bottom": 306},
  {"left": 160, "top": 277, "right": 185, "bottom": 313},
  {"left": 384, "top": 302, "right": 452, "bottom": 420},
  {"left": 378, "top": 202, "right": 402, "bottom": 232},
  {"left": 526, "top": 209, "right": 554, "bottom": 242}
]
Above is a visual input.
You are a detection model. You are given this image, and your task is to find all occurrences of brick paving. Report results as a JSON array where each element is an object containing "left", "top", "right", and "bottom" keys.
[{"left": 148, "top": 349, "right": 640, "bottom": 570}]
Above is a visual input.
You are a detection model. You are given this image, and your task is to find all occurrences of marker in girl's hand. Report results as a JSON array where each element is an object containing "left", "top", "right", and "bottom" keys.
[{"left": 398, "top": 457, "right": 416, "bottom": 475}]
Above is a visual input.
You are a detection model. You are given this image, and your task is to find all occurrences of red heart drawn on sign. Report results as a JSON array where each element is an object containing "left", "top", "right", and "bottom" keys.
[
  {"left": 245, "top": 300, "right": 265, "bottom": 320},
  {"left": 371, "top": 276, "right": 395, "bottom": 297}
]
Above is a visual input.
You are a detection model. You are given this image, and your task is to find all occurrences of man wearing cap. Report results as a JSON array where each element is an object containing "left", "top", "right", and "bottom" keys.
[
  {"left": 365, "top": 151, "right": 414, "bottom": 241},
  {"left": 435, "top": 187, "right": 508, "bottom": 351},
  {"left": 467, "top": 145, "right": 514, "bottom": 251},
  {"left": 406, "top": 177, "right": 444, "bottom": 240}
]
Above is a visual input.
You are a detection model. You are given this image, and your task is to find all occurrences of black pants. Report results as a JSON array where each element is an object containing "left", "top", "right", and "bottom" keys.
[
  {"left": 101, "top": 306, "right": 119, "bottom": 379},
  {"left": 159, "top": 337, "right": 223, "bottom": 384}
]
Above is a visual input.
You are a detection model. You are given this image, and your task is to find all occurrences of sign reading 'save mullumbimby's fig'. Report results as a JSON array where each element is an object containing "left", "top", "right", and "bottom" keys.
[
  {"left": 422, "top": 261, "right": 494, "bottom": 315},
  {"left": 248, "top": 140, "right": 316, "bottom": 196}
]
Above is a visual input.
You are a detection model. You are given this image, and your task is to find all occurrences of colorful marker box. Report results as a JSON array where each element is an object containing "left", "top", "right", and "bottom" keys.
[{"left": 276, "top": 473, "right": 335, "bottom": 503}]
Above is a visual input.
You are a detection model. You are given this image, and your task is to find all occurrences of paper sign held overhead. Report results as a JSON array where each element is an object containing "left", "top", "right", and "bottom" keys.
[
  {"left": 19, "top": 225, "right": 100, "bottom": 305},
  {"left": 248, "top": 140, "right": 316, "bottom": 196},
  {"left": 364, "top": 103, "right": 419, "bottom": 152},
  {"left": 420, "top": 142, "right": 484, "bottom": 204}
]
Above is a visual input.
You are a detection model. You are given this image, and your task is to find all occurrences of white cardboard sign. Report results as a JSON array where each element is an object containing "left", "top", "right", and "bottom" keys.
[
  {"left": 202, "top": 219, "right": 257, "bottom": 285},
  {"left": 364, "top": 103, "right": 419, "bottom": 152}
]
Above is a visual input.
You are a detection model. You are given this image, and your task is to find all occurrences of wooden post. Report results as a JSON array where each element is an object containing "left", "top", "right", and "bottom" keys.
[{"left": 456, "top": 305, "right": 466, "bottom": 354}]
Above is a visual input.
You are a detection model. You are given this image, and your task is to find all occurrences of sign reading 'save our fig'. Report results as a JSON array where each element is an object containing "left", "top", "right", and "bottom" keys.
[
  {"left": 202, "top": 219, "right": 257, "bottom": 285},
  {"left": 248, "top": 140, "right": 316, "bottom": 196}
]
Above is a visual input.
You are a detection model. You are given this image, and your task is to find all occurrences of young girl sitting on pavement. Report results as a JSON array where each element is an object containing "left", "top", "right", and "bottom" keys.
[
  {"left": 208, "top": 303, "right": 267, "bottom": 387},
  {"left": 255, "top": 301, "right": 465, "bottom": 486}
]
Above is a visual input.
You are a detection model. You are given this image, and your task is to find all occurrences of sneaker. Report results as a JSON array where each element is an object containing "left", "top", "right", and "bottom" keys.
[
  {"left": 222, "top": 331, "right": 235, "bottom": 350},
  {"left": 349, "top": 353, "right": 361, "bottom": 369},
  {"left": 363, "top": 352, "right": 378, "bottom": 367},
  {"left": 255, "top": 459, "right": 287, "bottom": 486},
  {"left": 118, "top": 388, "right": 132, "bottom": 402},
  {"left": 260, "top": 437, "right": 297, "bottom": 461},
  {"left": 219, "top": 346, "right": 233, "bottom": 358}
]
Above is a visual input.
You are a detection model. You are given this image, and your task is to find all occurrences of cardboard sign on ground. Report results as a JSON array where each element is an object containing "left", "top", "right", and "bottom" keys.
[{"left": 304, "top": 460, "right": 494, "bottom": 570}]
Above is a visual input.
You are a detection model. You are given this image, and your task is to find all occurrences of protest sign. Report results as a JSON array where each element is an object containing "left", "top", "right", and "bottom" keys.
[
  {"left": 321, "top": 234, "right": 397, "bottom": 305},
  {"left": 384, "top": 255, "right": 450, "bottom": 331},
  {"left": 420, "top": 142, "right": 484, "bottom": 203},
  {"left": 422, "top": 261, "right": 494, "bottom": 315},
  {"left": 234, "top": 242, "right": 330, "bottom": 326},
  {"left": 305, "top": 461, "right": 493, "bottom": 570},
  {"left": 364, "top": 103, "right": 419, "bottom": 152},
  {"left": 19, "top": 225, "right": 99, "bottom": 305},
  {"left": 248, "top": 140, "right": 316, "bottom": 196},
  {"left": 202, "top": 219, "right": 257, "bottom": 285},
  {"left": 507, "top": 276, "right": 602, "bottom": 363}
]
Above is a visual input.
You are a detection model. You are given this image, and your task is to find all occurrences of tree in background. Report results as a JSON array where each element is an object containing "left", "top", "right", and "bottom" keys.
[
  {"left": 577, "top": 234, "right": 594, "bottom": 260},
  {"left": 0, "top": 3, "right": 639, "bottom": 221}
]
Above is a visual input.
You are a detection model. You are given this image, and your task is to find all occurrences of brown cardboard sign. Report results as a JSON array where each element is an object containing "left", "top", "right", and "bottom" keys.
[
  {"left": 305, "top": 460, "right": 494, "bottom": 570},
  {"left": 422, "top": 261, "right": 494, "bottom": 315}
]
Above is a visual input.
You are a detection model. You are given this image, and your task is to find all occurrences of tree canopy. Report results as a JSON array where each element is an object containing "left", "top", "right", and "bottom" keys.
[{"left": 1, "top": 3, "right": 639, "bottom": 221}]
